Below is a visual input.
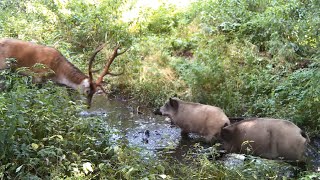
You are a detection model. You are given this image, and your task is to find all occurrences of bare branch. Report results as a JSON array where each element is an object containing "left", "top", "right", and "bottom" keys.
[{"left": 108, "top": 71, "right": 124, "bottom": 76}]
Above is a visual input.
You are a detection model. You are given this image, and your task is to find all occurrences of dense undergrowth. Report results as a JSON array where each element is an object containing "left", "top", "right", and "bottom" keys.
[
  {"left": 1, "top": 0, "right": 319, "bottom": 179},
  {"left": 120, "top": 0, "right": 320, "bottom": 134},
  {"left": 2, "top": 71, "right": 315, "bottom": 179}
]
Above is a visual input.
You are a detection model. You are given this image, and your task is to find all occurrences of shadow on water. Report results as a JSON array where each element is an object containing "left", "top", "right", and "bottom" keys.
[{"left": 80, "top": 94, "right": 320, "bottom": 174}]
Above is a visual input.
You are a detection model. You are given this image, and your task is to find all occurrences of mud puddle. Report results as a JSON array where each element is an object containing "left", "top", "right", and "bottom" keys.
[
  {"left": 80, "top": 94, "right": 320, "bottom": 174},
  {"left": 81, "top": 95, "right": 184, "bottom": 151}
]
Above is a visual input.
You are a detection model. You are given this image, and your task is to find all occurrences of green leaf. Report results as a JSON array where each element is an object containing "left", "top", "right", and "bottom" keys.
[
  {"left": 16, "top": 165, "right": 23, "bottom": 173},
  {"left": 31, "top": 143, "right": 39, "bottom": 151},
  {"left": 83, "top": 162, "right": 93, "bottom": 175}
]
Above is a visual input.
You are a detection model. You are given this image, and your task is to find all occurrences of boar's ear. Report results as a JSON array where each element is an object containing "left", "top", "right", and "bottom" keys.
[
  {"left": 301, "top": 130, "right": 310, "bottom": 143},
  {"left": 169, "top": 98, "right": 179, "bottom": 110},
  {"left": 221, "top": 126, "right": 232, "bottom": 142}
]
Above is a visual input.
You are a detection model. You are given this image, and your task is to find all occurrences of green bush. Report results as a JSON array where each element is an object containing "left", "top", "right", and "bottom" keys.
[
  {"left": 271, "top": 67, "right": 320, "bottom": 131},
  {"left": 0, "top": 71, "right": 112, "bottom": 178},
  {"left": 0, "top": 0, "right": 319, "bottom": 178}
]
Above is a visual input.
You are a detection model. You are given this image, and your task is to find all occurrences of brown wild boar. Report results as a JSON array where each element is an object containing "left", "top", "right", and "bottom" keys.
[
  {"left": 220, "top": 118, "right": 309, "bottom": 161},
  {"left": 154, "top": 97, "right": 230, "bottom": 142}
]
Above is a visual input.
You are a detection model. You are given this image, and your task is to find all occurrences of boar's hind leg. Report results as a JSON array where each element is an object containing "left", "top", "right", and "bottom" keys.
[{"left": 204, "top": 134, "right": 216, "bottom": 143}]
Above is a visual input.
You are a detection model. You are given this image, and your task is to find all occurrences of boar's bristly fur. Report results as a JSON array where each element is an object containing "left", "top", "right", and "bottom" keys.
[
  {"left": 220, "top": 118, "right": 309, "bottom": 161},
  {"left": 157, "top": 97, "right": 230, "bottom": 142}
]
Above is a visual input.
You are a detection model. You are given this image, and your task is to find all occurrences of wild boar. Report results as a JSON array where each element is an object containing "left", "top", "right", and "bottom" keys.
[
  {"left": 154, "top": 97, "right": 230, "bottom": 142},
  {"left": 220, "top": 118, "right": 309, "bottom": 161}
]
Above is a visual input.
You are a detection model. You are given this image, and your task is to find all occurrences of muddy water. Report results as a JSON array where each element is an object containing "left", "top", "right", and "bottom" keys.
[
  {"left": 80, "top": 95, "right": 210, "bottom": 158},
  {"left": 80, "top": 94, "right": 320, "bottom": 173}
]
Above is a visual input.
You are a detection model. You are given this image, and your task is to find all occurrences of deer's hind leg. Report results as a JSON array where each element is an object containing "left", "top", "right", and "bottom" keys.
[
  {"left": 0, "top": 43, "right": 11, "bottom": 70},
  {"left": 0, "top": 55, "right": 7, "bottom": 70},
  {"left": 0, "top": 55, "right": 8, "bottom": 91},
  {"left": 0, "top": 56, "right": 17, "bottom": 70}
]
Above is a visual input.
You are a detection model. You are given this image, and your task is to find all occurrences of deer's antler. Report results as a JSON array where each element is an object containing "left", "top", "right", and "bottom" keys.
[
  {"left": 88, "top": 43, "right": 105, "bottom": 82},
  {"left": 95, "top": 44, "right": 128, "bottom": 86}
]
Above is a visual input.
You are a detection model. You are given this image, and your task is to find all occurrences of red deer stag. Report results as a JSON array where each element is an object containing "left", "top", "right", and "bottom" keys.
[{"left": 0, "top": 38, "right": 127, "bottom": 108}]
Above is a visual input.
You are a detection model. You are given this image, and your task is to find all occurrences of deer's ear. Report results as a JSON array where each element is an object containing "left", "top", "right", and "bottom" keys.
[{"left": 169, "top": 98, "right": 179, "bottom": 110}]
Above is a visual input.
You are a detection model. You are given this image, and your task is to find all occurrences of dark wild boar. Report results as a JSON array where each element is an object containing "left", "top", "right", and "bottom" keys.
[
  {"left": 220, "top": 118, "right": 309, "bottom": 161},
  {"left": 155, "top": 97, "right": 230, "bottom": 142}
]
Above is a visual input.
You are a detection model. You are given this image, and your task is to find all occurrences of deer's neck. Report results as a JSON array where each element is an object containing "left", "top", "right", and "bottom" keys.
[
  {"left": 58, "top": 76, "right": 90, "bottom": 91},
  {"left": 54, "top": 58, "right": 89, "bottom": 91}
]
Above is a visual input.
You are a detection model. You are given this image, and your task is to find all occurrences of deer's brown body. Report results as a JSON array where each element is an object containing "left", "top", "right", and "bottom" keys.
[
  {"left": 0, "top": 38, "right": 89, "bottom": 90},
  {"left": 0, "top": 38, "right": 126, "bottom": 107}
]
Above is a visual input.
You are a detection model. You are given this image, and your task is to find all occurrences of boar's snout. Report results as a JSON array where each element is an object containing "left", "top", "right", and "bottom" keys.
[{"left": 153, "top": 108, "right": 162, "bottom": 115}]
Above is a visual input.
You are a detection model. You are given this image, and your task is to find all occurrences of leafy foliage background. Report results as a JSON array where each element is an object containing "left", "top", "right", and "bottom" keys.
[{"left": 0, "top": 0, "right": 319, "bottom": 179}]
